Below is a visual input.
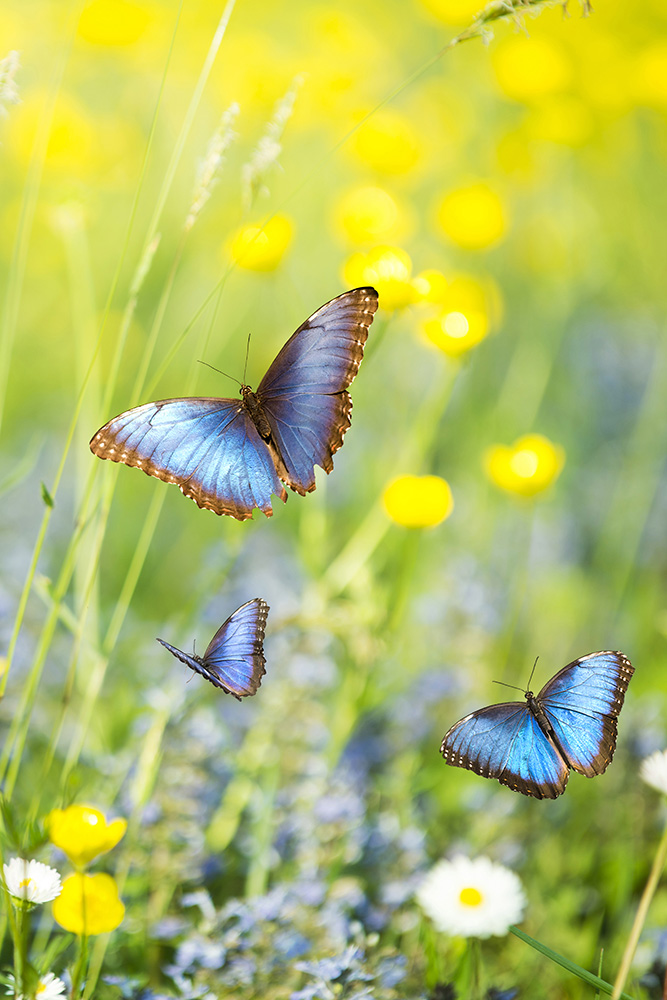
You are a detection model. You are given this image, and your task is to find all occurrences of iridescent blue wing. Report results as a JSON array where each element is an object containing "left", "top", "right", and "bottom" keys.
[
  {"left": 256, "top": 287, "right": 378, "bottom": 495},
  {"left": 440, "top": 702, "right": 569, "bottom": 799},
  {"left": 538, "top": 651, "right": 634, "bottom": 777},
  {"left": 90, "top": 398, "right": 286, "bottom": 521},
  {"left": 157, "top": 598, "right": 269, "bottom": 699}
]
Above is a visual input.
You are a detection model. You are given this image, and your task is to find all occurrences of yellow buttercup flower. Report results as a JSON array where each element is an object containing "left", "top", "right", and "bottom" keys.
[
  {"left": 78, "top": 0, "right": 151, "bottom": 46},
  {"left": 417, "top": 0, "right": 481, "bottom": 26},
  {"left": 634, "top": 42, "right": 667, "bottom": 107},
  {"left": 228, "top": 215, "right": 293, "bottom": 271},
  {"left": 351, "top": 109, "right": 421, "bottom": 175},
  {"left": 52, "top": 873, "right": 125, "bottom": 936},
  {"left": 47, "top": 805, "right": 127, "bottom": 868},
  {"left": 492, "top": 36, "right": 572, "bottom": 103},
  {"left": 383, "top": 475, "right": 454, "bottom": 528},
  {"left": 412, "top": 268, "right": 449, "bottom": 305},
  {"left": 437, "top": 183, "right": 507, "bottom": 251},
  {"left": 333, "top": 185, "right": 407, "bottom": 245},
  {"left": 418, "top": 273, "right": 502, "bottom": 357},
  {"left": 485, "top": 434, "right": 565, "bottom": 497},
  {"left": 343, "top": 245, "right": 415, "bottom": 310}
]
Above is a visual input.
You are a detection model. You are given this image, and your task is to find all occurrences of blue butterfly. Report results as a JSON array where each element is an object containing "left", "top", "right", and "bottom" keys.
[
  {"left": 157, "top": 598, "right": 269, "bottom": 699},
  {"left": 440, "top": 651, "right": 634, "bottom": 799},
  {"left": 90, "top": 287, "right": 378, "bottom": 520}
]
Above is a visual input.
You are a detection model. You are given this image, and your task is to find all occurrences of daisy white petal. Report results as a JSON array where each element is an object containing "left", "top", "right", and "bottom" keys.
[
  {"left": 416, "top": 855, "right": 526, "bottom": 938},
  {"left": 16, "top": 972, "right": 67, "bottom": 1000},
  {"left": 3, "top": 857, "right": 62, "bottom": 904},
  {"left": 640, "top": 750, "right": 667, "bottom": 794}
]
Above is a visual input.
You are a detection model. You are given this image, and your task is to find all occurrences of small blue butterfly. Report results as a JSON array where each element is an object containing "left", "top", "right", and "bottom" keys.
[
  {"left": 90, "top": 288, "right": 378, "bottom": 521},
  {"left": 157, "top": 598, "right": 269, "bottom": 699},
  {"left": 440, "top": 651, "right": 634, "bottom": 799}
]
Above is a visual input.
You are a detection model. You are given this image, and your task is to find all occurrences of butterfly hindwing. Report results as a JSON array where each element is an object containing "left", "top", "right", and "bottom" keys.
[
  {"left": 440, "top": 703, "right": 569, "bottom": 799},
  {"left": 538, "top": 651, "right": 634, "bottom": 777},
  {"left": 157, "top": 598, "right": 269, "bottom": 699},
  {"left": 257, "top": 287, "right": 378, "bottom": 494},
  {"left": 90, "top": 398, "right": 286, "bottom": 520}
]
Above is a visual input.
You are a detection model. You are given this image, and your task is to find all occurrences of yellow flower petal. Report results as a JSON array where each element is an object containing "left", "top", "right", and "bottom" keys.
[
  {"left": 78, "top": 0, "right": 152, "bottom": 46},
  {"left": 437, "top": 183, "right": 507, "bottom": 251},
  {"left": 342, "top": 245, "right": 414, "bottom": 310},
  {"left": 47, "top": 805, "right": 127, "bottom": 867},
  {"left": 492, "top": 36, "right": 572, "bottom": 103},
  {"left": 351, "top": 110, "right": 421, "bottom": 175},
  {"left": 52, "top": 873, "right": 124, "bottom": 936},
  {"left": 485, "top": 434, "right": 565, "bottom": 497},
  {"left": 332, "top": 185, "right": 405, "bottom": 245},
  {"left": 383, "top": 475, "right": 454, "bottom": 528},
  {"left": 228, "top": 214, "right": 293, "bottom": 271}
]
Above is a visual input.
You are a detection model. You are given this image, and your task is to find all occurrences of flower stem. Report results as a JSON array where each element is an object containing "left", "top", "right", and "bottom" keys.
[{"left": 611, "top": 818, "right": 667, "bottom": 1000}]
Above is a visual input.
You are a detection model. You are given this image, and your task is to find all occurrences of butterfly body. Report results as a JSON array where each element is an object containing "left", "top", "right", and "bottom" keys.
[
  {"left": 90, "top": 287, "right": 378, "bottom": 520},
  {"left": 440, "top": 651, "right": 634, "bottom": 799},
  {"left": 157, "top": 598, "right": 269, "bottom": 699}
]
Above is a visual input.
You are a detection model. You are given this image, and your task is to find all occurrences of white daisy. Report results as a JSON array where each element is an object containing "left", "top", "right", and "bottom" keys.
[
  {"left": 640, "top": 750, "right": 667, "bottom": 794},
  {"left": 2, "top": 857, "right": 62, "bottom": 904},
  {"left": 416, "top": 855, "right": 526, "bottom": 938},
  {"left": 16, "top": 973, "right": 66, "bottom": 1000}
]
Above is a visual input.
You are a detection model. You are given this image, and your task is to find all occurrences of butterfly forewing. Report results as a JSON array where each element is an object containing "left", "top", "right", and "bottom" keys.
[
  {"left": 90, "top": 398, "right": 286, "bottom": 520},
  {"left": 440, "top": 702, "right": 569, "bottom": 799},
  {"left": 257, "top": 287, "right": 378, "bottom": 494},
  {"left": 157, "top": 599, "right": 269, "bottom": 699},
  {"left": 538, "top": 651, "right": 634, "bottom": 777}
]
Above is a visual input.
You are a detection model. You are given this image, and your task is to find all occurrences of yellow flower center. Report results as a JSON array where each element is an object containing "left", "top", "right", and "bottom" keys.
[
  {"left": 18, "top": 878, "right": 33, "bottom": 889},
  {"left": 509, "top": 448, "right": 539, "bottom": 479},
  {"left": 459, "top": 886, "right": 484, "bottom": 907}
]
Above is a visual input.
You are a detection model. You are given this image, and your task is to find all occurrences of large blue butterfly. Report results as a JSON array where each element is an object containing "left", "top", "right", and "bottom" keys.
[
  {"left": 157, "top": 598, "right": 269, "bottom": 699},
  {"left": 440, "top": 651, "right": 634, "bottom": 799},
  {"left": 90, "top": 288, "right": 378, "bottom": 520}
]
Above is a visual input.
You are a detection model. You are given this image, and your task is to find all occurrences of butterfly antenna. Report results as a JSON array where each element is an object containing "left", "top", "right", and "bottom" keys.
[
  {"left": 492, "top": 679, "right": 525, "bottom": 693},
  {"left": 197, "top": 360, "right": 242, "bottom": 387},
  {"left": 242, "top": 330, "right": 252, "bottom": 385},
  {"left": 527, "top": 656, "right": 539, "bottom": 690}
]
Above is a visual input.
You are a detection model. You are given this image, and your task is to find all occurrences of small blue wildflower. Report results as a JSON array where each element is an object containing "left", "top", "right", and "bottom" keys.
[
  {"left": 169, "top": 935, "right": 226, "bottom": 972},
  {"left": 376, "top": 954, "right": 408, "bottom": 988}
]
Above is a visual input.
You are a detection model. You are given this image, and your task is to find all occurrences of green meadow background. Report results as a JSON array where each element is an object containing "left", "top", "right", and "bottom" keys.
[{"left": 1, "top": 0, "right": 667, "bottom": 996}]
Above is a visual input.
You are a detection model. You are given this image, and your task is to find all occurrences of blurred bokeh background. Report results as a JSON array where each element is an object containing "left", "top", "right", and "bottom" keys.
[{"left": 1, "top": 0, "right": 667, "bottom": 996}]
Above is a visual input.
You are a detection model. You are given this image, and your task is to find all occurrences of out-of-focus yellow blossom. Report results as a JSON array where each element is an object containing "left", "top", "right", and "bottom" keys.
[
  {"left": 417, "top": 0, "right": 481, "bottom": 27},
  {"left": 78, "top": 0, "right": 152, "bottom": 45},
  {"left": 418, "top": 272, "right": 502, "bottom": 356},
  {"left": 52, "top": 873, "right": 125, "bottom": 936},
  {"left": 634, "top": 43, "right": 667, "bottom": 107},
  {"left": 47, "top": 805, "right": 127, "bottom": 868},
  {"left": 412, "top": 269, "right": 449, "bottom": 305},
  {"left": 228, "top": 215, "right": 293, "bottom": 272},
  {"left": 343, "top": 245, "right": 415, "bottom": 310},
  {"left": 383, "top": 475, "right": 454, "bottom": 528},
  {"left": 485, "top": 434, "right": 565, "bottom": 497},
  {"left": 352, "top": 110, "right": 421, "bottom": 175},
  {"left": 9, "top": 94, "right": 97, "bottom": 175},
  {"left": 333, "top": 185, "right": 409, "bottom": 245},
  {"left": 422, "top": 309, "right": 488, "bottom": 358},
  {"left": 492, "top": 36, "right": 572, "bottom": 103},
  {"left": 526, "top": 97, "right": 593, "bottom": 147},
  {"left": 437, "top": 183, "right": 507, "bottom": 251}
]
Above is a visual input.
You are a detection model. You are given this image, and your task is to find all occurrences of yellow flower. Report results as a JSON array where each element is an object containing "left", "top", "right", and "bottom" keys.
[
  {"left": 351, "top": 110, "right": 421, "bottom": 175},
  {"left": 492, "top": 36, "right": 572, "bottom": 103},
  {"left": 412, "top": 269, "right": 449, "bottom": 305},
  {"left": 78, "top": 0, "right": 152, "bottom": 46},
  {"left": 485, "top": 434, "right": 565, "bottom": 497},
  {"left": 52, "top": 873, "right": 125, "bottom": 936},
  {"left": 47, "top": 805, "right": 127, "bottom": 867},
  {"left": 417, "top": 0, "right": 482, "bottom": 26},
  {"left": 418, "top": 273, "right": 502, "bottom": 357},
  {"left": 343, "top": 245, "right": 415, "bottom": 310},
  {"left": 437, "top": 183, "right": 507, "bottom": 251},
  {"left": 332, "top": 185, "right": 407, "bottom": 245},
  {"left": 228, "top": 215, "right": 293, "bottom": 271},
  {"left": 383, "top": 475, "right": 454, "bottom": 528},
  {"left": 634, "top": 42, "right": 667, "bottom": 107}
]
